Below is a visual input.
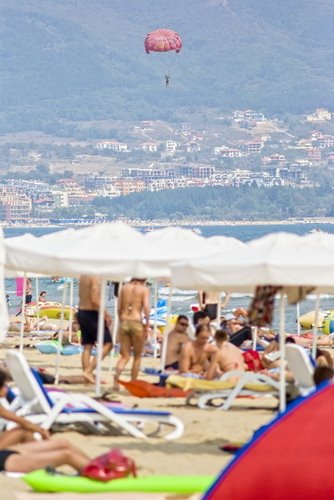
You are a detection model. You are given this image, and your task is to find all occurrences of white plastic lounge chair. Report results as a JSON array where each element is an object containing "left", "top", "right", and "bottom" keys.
[
  {"left": 167, "top": 371, "right": 280, "bottom": 410},
  {"left": 5, "top": 350, "right": 184, "bottom": 440},
  {"left": 285, "top": 344, "right": 315, "bottom": 396}
]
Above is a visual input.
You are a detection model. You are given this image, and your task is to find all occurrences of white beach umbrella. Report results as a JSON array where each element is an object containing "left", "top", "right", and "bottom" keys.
[
  {"left": 171, "top": 232, "right": 334, "bottom": 292},
  {"left": 142, "top": 226, "right": 228, "bottom": 278},
  {"left": 5, "top": 222, "right": 148, "bottom": 279},
  {"left": 171, "top": 231, "right": 334, "bottom": 413}
]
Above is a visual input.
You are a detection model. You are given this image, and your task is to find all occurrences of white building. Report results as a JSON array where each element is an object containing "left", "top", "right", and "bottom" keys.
[
  {"left": 306, "top": 108, "right": 332, "bottom": 122},
  {"left": 96, "top": 141, "right": 129, "bottom": 152},
  {"left": 51, "top": 190, "right": 69, "bottom": 208}
]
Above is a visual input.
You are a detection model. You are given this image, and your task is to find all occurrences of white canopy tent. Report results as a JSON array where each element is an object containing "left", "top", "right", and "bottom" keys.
[
  {"left": 171, "top": 232, "right": 334, "bottom": 293},
  {"left": 171, "top": 231, "right": 334, "bottom": 412},
  {"left": 5, "top": 223, "right": 242, "bottom": 394}
]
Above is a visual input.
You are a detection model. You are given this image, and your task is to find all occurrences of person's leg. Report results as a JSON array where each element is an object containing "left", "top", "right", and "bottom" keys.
[
  {"left": 0, "top": 428, "right": 35, "bottom": 448},
  {"left": 78, "top": 310, "right": 96, "bottom": 384},
  {"left": 82, "top": 344, "right": 95, "bottom": 384},
  {"left": 113, "top": 332, "right": 132, "bottom": 389},
  {"left": 229, "top": 326, "right": 252, "bottom": 347},
  {"left": 12, "top": 438, "right": 90, "bottom": 460},
  {"left": 131, "top": 328, "right": 145, "bottom": 380},
  {"left": 89, "top": 342, "right": 112, "bottom": 374},
  {"left": 5, "top": 449, "right": 89, "bottom": 473}
]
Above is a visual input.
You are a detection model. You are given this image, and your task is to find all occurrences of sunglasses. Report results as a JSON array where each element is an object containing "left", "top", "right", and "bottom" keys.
[{"left": 179, "top": 322, "right": 189, "bottom": 327}]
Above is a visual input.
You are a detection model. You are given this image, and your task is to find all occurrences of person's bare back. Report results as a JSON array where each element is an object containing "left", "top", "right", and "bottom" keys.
[
  {"left": 78, "top": 276, "right": 100, "bottom": 311},
  {"left": 118, "top": 279, "right": 150, "bottom": 323},
  {"left": 216, "top": 342, "right": 245, "bottom": 373},
  {"left": 114, "top": 279, "right": 150, "bottom": 389},
  {"left": 206, "top": 329, "right": 245, "bottom": 380}
]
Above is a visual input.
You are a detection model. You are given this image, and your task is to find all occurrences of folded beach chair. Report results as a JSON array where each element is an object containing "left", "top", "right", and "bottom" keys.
[
  {"left": 285, "top": 344, "right": 316, "bottom": 396},
  {"left": 167, "top": 371, "right": 280, "bottom": 410},
  {"left": 5, "top": 350, "right": 184, "bottom": 440}
]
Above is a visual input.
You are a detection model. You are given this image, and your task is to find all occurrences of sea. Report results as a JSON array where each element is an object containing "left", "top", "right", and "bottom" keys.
[{"left": 5, "top": 222, "right": 334, "bottom": 334}]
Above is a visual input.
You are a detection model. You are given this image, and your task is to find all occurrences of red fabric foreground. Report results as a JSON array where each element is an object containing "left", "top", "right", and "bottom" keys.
[
  {"left": 118, "top": 379, "right": 190, "bottom": 398},
  {"left": 205, "top": 384, "right": 334, "bottom": 499}
]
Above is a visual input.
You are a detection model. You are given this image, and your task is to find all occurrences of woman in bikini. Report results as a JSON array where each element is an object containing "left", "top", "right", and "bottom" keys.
[{"left": 114, "top": 278, "right": 150, "bottom": 390}]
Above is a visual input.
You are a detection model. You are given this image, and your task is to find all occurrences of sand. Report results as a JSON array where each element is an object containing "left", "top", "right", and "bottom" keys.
[{"left": 0, "top": 336, "right": 277, "bottom": 499}]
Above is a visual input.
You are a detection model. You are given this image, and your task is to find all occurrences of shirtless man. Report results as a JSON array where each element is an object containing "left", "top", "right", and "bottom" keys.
[
  {"left": 114, "top": 278, "right": 150, "bottom": 389},
  {"left": 179, "top": 324, "right": 217, "bottom": 376},
  {"left": 77, "top": 275, "right": 112, "bottom": 384},
  {"left": 206, "top": 329, "right": 245, "bottom": 380},
  {"left": 164, "top": 315, "right": 190, "bottom": 371},
  {"left": 199, "top": 291, "right": 231, "bottom": 321}
]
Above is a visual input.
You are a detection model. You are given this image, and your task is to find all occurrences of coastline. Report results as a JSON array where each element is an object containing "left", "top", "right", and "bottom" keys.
[{"left": 2, "top": 217, "right": 334, "bottom": 230}]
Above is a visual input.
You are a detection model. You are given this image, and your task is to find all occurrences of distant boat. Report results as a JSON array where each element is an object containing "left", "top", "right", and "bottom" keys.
[
  {"left": 144, "top": 226, "right": 155, "bottom": 233},
  {"left": 309, "top": 226, "right": 328, "bottom": 235}
]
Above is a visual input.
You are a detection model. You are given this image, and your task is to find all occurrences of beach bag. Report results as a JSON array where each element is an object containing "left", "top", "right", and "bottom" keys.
[{"left": 81, "top": 449, "right": 137, "bottom": 482}]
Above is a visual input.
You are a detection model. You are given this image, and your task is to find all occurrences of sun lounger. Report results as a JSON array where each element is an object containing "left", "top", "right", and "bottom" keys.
[
  {"left": 166, "top": 371, "right": 280, "bottom": 410},
  {"left": 5, "top": 350, "right": 184, "bottom": 440},
  {"left": 285, "top": 344, "right": 316, "bottom": 396}
]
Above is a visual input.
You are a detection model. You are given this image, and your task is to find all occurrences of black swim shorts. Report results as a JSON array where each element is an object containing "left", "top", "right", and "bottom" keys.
[
  {"left": 203, "top": 304, "right": 218, "bottom": 320},
  {"left": 0, "top": 450, "right": 19, "bottom": 472},
  {"left": 164, "top": 361, "right": 179, "bottom": 371},
  {"left": 77, "top": 310, "right": 112, "bottom": 346}
]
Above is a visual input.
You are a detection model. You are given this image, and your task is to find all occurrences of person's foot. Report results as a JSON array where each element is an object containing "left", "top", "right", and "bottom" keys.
[
  {"left": 113, "top": 377, "right": 120, "bottom": 391},
  {"left": 83, "top": 371, "right": 96, "bottom": 384}
]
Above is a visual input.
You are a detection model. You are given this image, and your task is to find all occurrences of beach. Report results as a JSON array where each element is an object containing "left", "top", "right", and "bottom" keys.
[{"left": 0, "top": 336, "right": 277, "bottom": 499}]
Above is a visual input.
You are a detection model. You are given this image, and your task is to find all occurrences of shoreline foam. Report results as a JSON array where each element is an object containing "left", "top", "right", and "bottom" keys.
[{"left": 2, "top": 217, "right": 334, "bottom": 230}]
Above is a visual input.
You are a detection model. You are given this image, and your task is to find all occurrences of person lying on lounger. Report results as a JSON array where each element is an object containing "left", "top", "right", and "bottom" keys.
[{"left": 0, "top": 369, "right": 92, "bottom": 474}]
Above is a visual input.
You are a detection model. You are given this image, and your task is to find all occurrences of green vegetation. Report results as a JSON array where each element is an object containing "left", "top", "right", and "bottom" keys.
[
  {"left": 92, "top": 185, "right": 334, "bottom": 221},
  {"left": 1, "top": 0, "right": 334, "bottom": 134}
]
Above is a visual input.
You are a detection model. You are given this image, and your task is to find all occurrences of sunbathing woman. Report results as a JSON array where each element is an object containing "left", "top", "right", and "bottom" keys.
[{"left": 0, "top": 369, "right": 90, "bottom": 473}]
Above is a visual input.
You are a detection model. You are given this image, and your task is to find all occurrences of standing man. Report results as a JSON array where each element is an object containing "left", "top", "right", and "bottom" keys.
[
  {"left": 25, "top": 278, "right": 33, "bottom": 305},
  {"left": 199, "top": 291, "right": 231, "bottom": 321},
  {"left": 77, "top": 275, "right": 113, "bottom": 384},
  {"left": 114, "top": 278, "right": 150, "bottom": 390}
]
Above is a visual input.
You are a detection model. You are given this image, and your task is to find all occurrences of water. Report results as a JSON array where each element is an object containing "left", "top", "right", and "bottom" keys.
[{"left": 5, "top": 222, "right": 334, "bottom": 333}]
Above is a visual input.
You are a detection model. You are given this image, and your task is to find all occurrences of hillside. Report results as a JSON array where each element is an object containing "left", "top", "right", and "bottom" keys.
[{"left": 1, "top": 0, "right": 334, "bottom": 134}]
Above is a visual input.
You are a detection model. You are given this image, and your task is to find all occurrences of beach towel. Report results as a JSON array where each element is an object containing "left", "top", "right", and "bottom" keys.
[
  {"left": 248, "top": 285, "right": 281, "bottom": 327},
  {"left": 242, "top": 350, "right": 264, "bottom": 372},
  {"left": 118, "top": 379, "right": 190, "bottom": 398}
]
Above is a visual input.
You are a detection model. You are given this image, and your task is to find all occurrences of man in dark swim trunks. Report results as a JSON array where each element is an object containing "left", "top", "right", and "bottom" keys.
[
  {"left": 164, "top": 315, "right": 190, "bottom": 371},
  {"left": 77, "top": 275, "right": 113, "bottom": 384},
  {"left": 114, "top": 278, "right": 150, "bottom": 390}
]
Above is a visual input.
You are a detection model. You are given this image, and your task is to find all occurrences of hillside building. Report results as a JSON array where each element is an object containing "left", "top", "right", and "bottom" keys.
[{"left": 0, "top": 186, "right": 32, "bottom": 221}]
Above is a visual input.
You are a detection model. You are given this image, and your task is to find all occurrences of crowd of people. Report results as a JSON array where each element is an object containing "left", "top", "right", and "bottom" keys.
[{"left": 2, "top": 277, "right": 334, "bottom": 480}]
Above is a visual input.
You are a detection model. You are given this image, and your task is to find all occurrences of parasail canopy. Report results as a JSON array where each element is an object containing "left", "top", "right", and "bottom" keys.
[{"left": 144, "top": 29, "right": 182, "bottom": 54}]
